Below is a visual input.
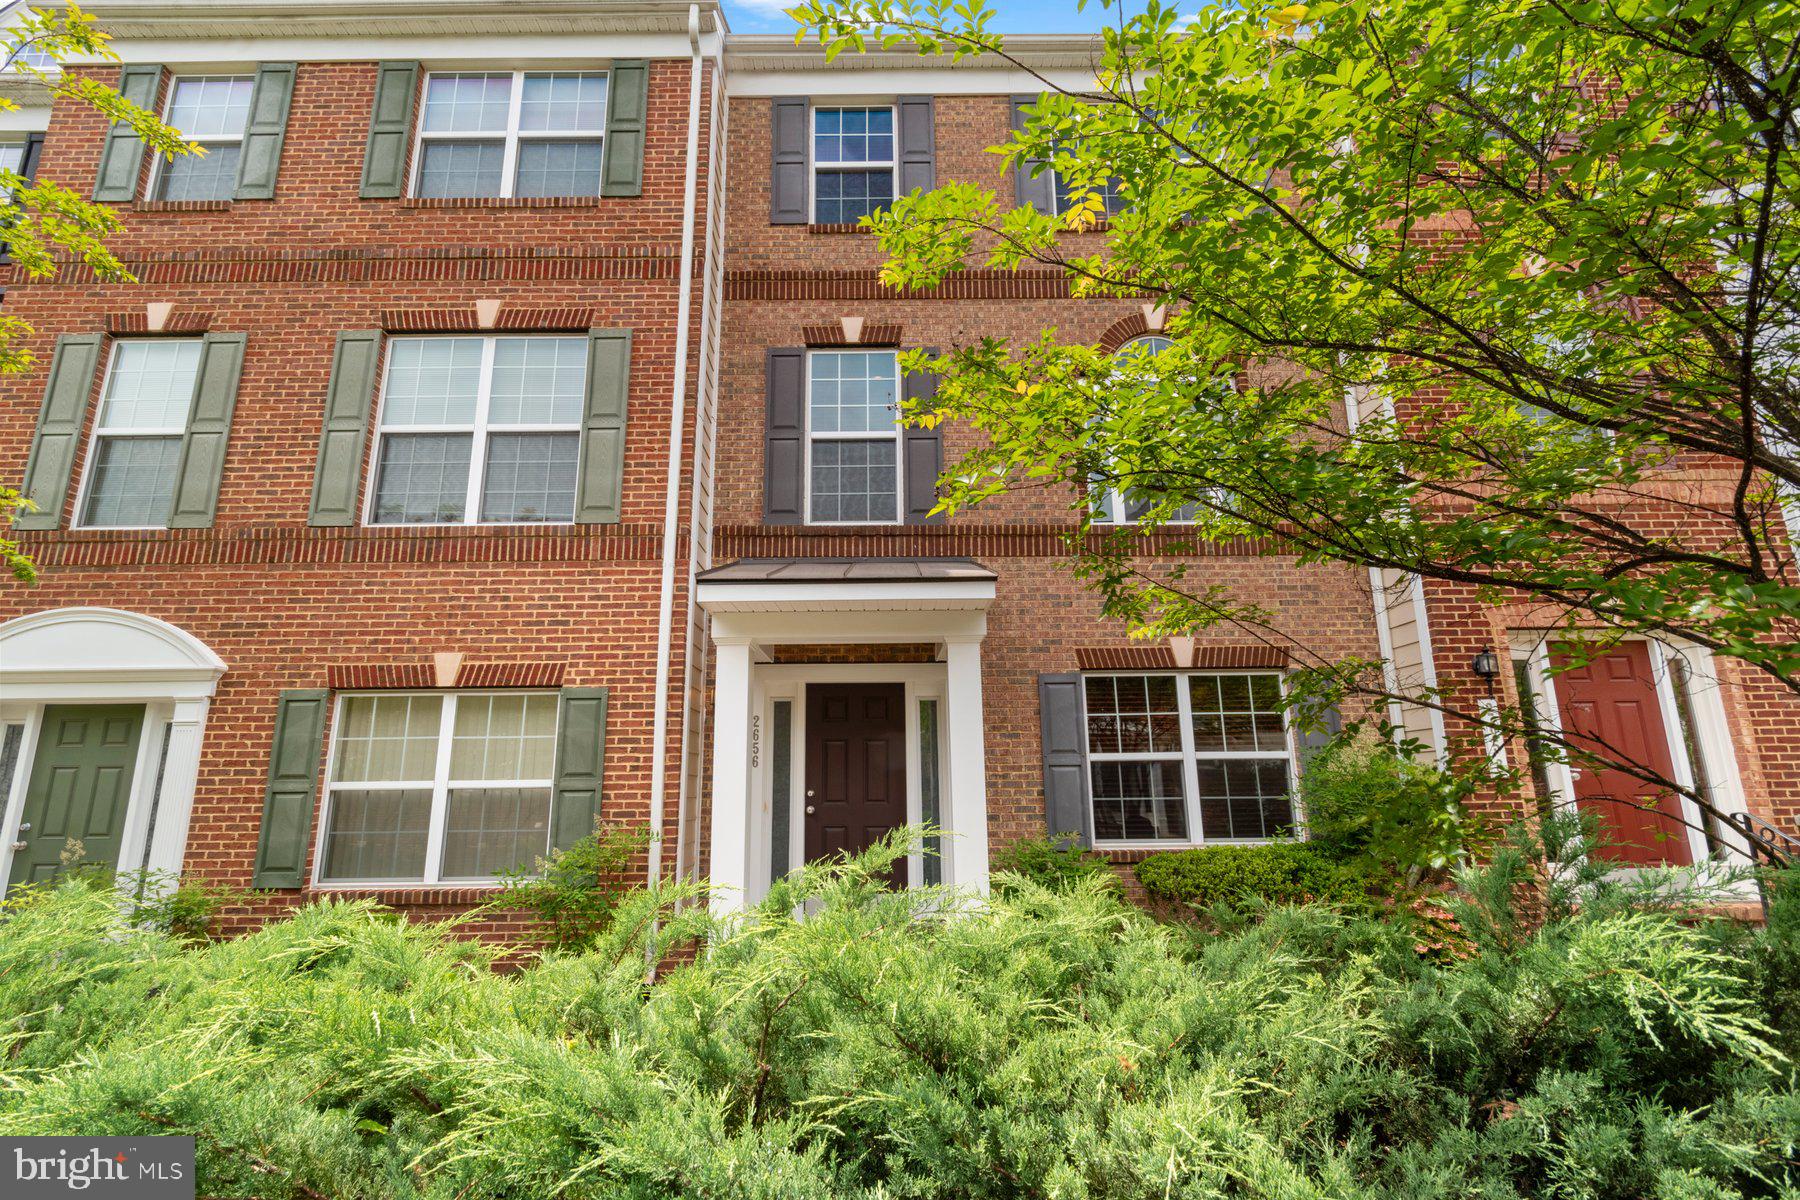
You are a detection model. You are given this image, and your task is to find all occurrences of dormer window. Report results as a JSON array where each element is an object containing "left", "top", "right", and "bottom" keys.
[{"left": 414, "top": 71, "right": 608, "bottom": 199}]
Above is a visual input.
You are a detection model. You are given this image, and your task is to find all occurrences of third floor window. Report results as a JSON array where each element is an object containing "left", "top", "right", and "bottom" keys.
[
  {"left": 813, "top": 105, "right": 894, "bottom": 224},
  {"left": 153, "top": 75, "right": 253, "bottom": 202},
  {"left": 413, "top": 71, "right": 608, "bottom": 199}
]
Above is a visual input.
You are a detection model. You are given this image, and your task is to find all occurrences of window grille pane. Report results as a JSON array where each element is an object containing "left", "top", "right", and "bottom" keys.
[
  {"left": 100, "top": 341, "right": 203, "bottom": 430},
  {"left": 1090, "top": 760, "right": 1188, "bottom": 841},
  {"left": 1196, "top": 759, "right": 1294, "bottom": 840},
  {"left": 450, "top": 693, "right": 558, "bottom": 780},
  {"left": 81, "top": 436, "right": 181, "bottom": 526},
  {"left": 416, "top": 140, "right": 506, "bottom": 198},
  {"left": 156, "top": 145, "right": 242, "bottom": 201},
  {"left": 513, "top": 139, "right": 603, "bottom": 197},
  {"left": 813, "top": 106, "right": 893, "bottom": 163},
  {"left": 488, "top": 337, "right": 587, "bottom": 424},
  {"left": 382, "top": 338, "right": 483, "bottom": 425},
  {"left": 809, "top": 439, "right": 896, "bottom": 522},
  {"left": 518, "top": 72, "right": 607, "bottom": 131},
  {"left": 814, "top": 168, "right": 893, "bottom": 224},
  {"left": 808, "top": 351, "right": 896, "bottom": 433},
  {"left": 440, "top": 787, "right": 552, "bottom": 879},
  {"left": 1054, "top": 171, "right": 1125, "bottom": 216},
  {"left": 1189, "top": 672, "right": 1286, "bottom": 752},
  {"left": 480, "top": 433, "right": 578, "bottom": 522},
  {"left": 1083, "top": 674, "right": 1182, "bottom": 755},
  {"left": 167, "top": 77, "right": 253, "bottom": 137},
  {"left": 372, "top": 433, "right": 472, "bottom": 524},
  {"left": 422, "top": 73, "right": 513, "bottom": 133},
  {"left": 332, "top": 694, "right": 444, "bottom": 783},
  {"left": 321, "top": 788, "right": 432, "bottom": 880}
]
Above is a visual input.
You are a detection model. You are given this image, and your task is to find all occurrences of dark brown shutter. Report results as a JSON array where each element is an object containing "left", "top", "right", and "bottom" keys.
[
  {"left": 1039, "top": 673, "right": 1093, "bottom": 847},
  {"left": 1010, "top": 95, "right": 1055, "bottom": 214},
  {"left": 552, "top": 687, "right": 609, "bottom": 852},
  {"left": 251, "top": 690, "right": 329, "bottom": 889},
  {"left": 896, "top": 95, "right": 935, "bottom": 198},
  {"left": 763, "top": 347, "right": 806, "bottom": 524},
  {"left": 770, "top": 97, "right": 809, "bottom": 224},
  {"left": 902, "top": 348, "right": 943, "bottom": 524}
]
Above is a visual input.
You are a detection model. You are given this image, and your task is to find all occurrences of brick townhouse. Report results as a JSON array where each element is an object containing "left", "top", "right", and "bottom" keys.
[{"left": 0, "top": 0, "right": 1787, "bottom": 929}]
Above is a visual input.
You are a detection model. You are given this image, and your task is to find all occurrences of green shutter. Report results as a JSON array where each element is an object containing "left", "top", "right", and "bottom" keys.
[
  {"left": 15, "top": 333, "right": 104, "bottom": 530},
  {"left": 308, "top": 331, "right": 383, "bottom": 526},
  {"left": 234, "top": 62, "right": 297, "bottom": 200},
  {"left": 92, "top": 63, "right": 161, "bottom": 202},
  {"left": 360, "top": 61, "right": 419, "bottom": 199},
  {"left": 600, "top": 60, "right": 647, "bottom": 198},
  {"left": 575, "top": 328, "right": 631, "bottom": 524},
  {"left": 251, "top": 690, "right": 329, "bottom": 889},
  {"left": 167, "top": 332, "right": 247, "bottom": 528},
  {"left": 552, "top": 687, "right": 609, "bottom": 852}
]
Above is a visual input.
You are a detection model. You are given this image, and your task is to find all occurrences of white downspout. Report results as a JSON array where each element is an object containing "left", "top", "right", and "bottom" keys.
[{"left": 648, "top": 2, "right": 705, "bottom": 889}]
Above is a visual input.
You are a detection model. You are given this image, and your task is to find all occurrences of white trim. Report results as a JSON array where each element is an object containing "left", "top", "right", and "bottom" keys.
[
  {"left": 697, "top": 579, "right": 995, "bottom": 613},
  {"left": 0, "top": 608, "right": 226, "bottom": 894},
  {"left": 147, "top": 72, "right": 253, "bottom": 202},
  {"left": 312, "top": 689, "right": 559, "bottom": 888},
  {"left": 803, "top": 347, "right": 904, "bottom": 527},
  {"left": 409, "top": 68, "right": 607, "bottom": 200},
  {"left": 364, "top": 332, "right": 584, "bottom": 528}
]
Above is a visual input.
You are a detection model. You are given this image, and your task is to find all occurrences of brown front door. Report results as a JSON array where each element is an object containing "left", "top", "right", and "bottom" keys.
[
  {"left": 805, "top": 682, "right": 906, "bottom": 882},
  {"left": 1551, "top": 642, "right": 1693, "bottom": 866}
]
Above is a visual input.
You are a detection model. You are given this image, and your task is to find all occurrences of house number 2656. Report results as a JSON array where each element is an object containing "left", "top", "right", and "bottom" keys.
[{"left": 750, "top": 714, "right": 761, "bottom": 769}]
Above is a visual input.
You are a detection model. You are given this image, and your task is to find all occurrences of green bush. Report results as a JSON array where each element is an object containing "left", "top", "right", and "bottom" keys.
[
  {"left": 484, "top": 821, "right": 650, "bottom": 951},
  {"left": 1134, "top": 841, "right": 1371, "bottom": 911},
  {"left": 0, "top": 837, "right": 1792, "bottom": 1199},
  {"left": 990, "top": 834, "right": 1119, "bottom": 896},
  {"left": 1300, "top": 742, "right": 1478, "bottom": 881}
]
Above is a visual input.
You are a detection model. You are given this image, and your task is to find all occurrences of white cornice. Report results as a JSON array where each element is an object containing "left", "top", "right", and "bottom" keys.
[
  {"left": 725, "top": 33, "right": 1103, "bottom": 74},
  {"left": 38, "top": 0, "right": 726, "bottom": 40}
]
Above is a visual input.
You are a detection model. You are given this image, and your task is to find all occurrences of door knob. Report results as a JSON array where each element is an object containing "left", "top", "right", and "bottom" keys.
[
  {"left": 9, "top": 842, "right": 24, "bottom": 852},
  {"left": 806, "top": 789, "right": 815, "bottom": 797},
  {"left": 15, "top": 823, "right": 28, "bottom": 833},
  {"left": 806, "top": 805, "right": 816, "bottom": 814}
]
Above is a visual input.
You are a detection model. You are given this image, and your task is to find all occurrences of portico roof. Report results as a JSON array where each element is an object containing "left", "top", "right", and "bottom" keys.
[{"left": 696, "top": 558, "right": 997, "bottom": 614}]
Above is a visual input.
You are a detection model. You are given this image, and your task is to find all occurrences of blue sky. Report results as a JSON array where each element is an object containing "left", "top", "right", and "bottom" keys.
[{"left": 721, "top": 0, "right": 1148, "bottom": 37}]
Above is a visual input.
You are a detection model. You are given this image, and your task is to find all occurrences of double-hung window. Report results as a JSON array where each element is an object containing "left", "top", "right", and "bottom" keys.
[
  {"left": 318, "top": 692, "right": 558, "bottom": 884},
  {"left": 1053, "top": 170, "right": 1125, "bottom": 219},
  {"left": 812, "top": 106, "right": 894, "bottom": 224},
  {"left": 368, "top": 335, "right": 585, "bottom": 525},
  {"left": 414, "top": 71, "right": 607, "bottom": 199},
  {"left": 1091, "top": 336, "right": 1205, "bottom": 525},
  {"left": 77, "top": 340, "right": 200, "bottom": 529},
  {"left": 153, "top": 75, "right": 253, "bottom": 201},
  {"left": 1084, "top": 672, "right": 1296, "bottom": 844},
  {"left": 807, "top": 349, "right": 901, "bottom": 524}
]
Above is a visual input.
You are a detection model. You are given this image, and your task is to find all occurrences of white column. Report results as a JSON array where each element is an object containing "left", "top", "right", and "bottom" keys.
[
  {"left": 141, "top": 698, "right": 209, "bottom": 890},
  {"left": 942, "top": 634, "right": 990, "bottom": 896},
  {"left": 707, "top": 636, "right": 755, "bottom": 915}
]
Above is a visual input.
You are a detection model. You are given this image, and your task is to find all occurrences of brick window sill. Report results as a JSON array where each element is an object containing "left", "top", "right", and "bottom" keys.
[
  {"left": 401, "top": 195, "right": 606, "bottom": 210},
  {"left": 807, "top": 222, "right": 875, "bottom": 235},
  {"left": 133, "top": 199, "right": 233, "bottom": 213}
]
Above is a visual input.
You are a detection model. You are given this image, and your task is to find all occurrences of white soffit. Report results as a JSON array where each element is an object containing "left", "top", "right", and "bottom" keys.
[{"left": 697, "top": 579, "right": 997, "bottom": 612}]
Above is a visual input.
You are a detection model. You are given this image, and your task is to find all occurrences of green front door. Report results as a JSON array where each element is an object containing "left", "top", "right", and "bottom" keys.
[{"left": 7, "top": 705, "right": 145, "bottom": 888}]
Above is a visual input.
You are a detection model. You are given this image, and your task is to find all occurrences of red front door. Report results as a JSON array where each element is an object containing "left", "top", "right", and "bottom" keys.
[
  {"left": 805, "top": 683, "right": 907, "bottom": 883},
  {"left": 1550, "top": 642, "right": 1693, "bottom": 866}
]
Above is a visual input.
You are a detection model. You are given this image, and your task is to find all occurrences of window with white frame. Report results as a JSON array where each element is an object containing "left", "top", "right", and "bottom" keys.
[
  {"left": 368, "top": 335, "right": 585, "bottom": 525},
  {"left": 807, "top": 348, "right": 901, "bottom": 524},
  {"left": 413, "top": 71, "right": 607, "bottom": 199},
  {"left": 812, "top": 106, "right": 894, "bottom": 224},
  {"left": 77, "top": 339, "right": 201, "bottom": 529},
  {"left": 1052, "top": 170, "right": 1125, "bottom": 218},
  {"left": 153, "top": 75, "right": 253, "bottom": 202},
  {"left": 1090, "top": 335, "right": 1213, "bottom": 525},
  {"left": 319, "top": 692, "right": 558, "bottom": 884},
  {"left": 1083, "top": 672, "right": 1296, "bottom": 843}
]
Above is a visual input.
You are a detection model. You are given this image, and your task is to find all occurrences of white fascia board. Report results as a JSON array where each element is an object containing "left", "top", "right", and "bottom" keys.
[
  {"left": 92, "top": 33, "right": 698, "bottom": 68},
  {"left": 726, "top": 67, "right": 1100, "bottom": 98},
  {"left": 0, "top": 102, "right": 49, "bottom": 131},
  {"left": 697, "top": 579, "right": 996, "bottom": 613}
]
